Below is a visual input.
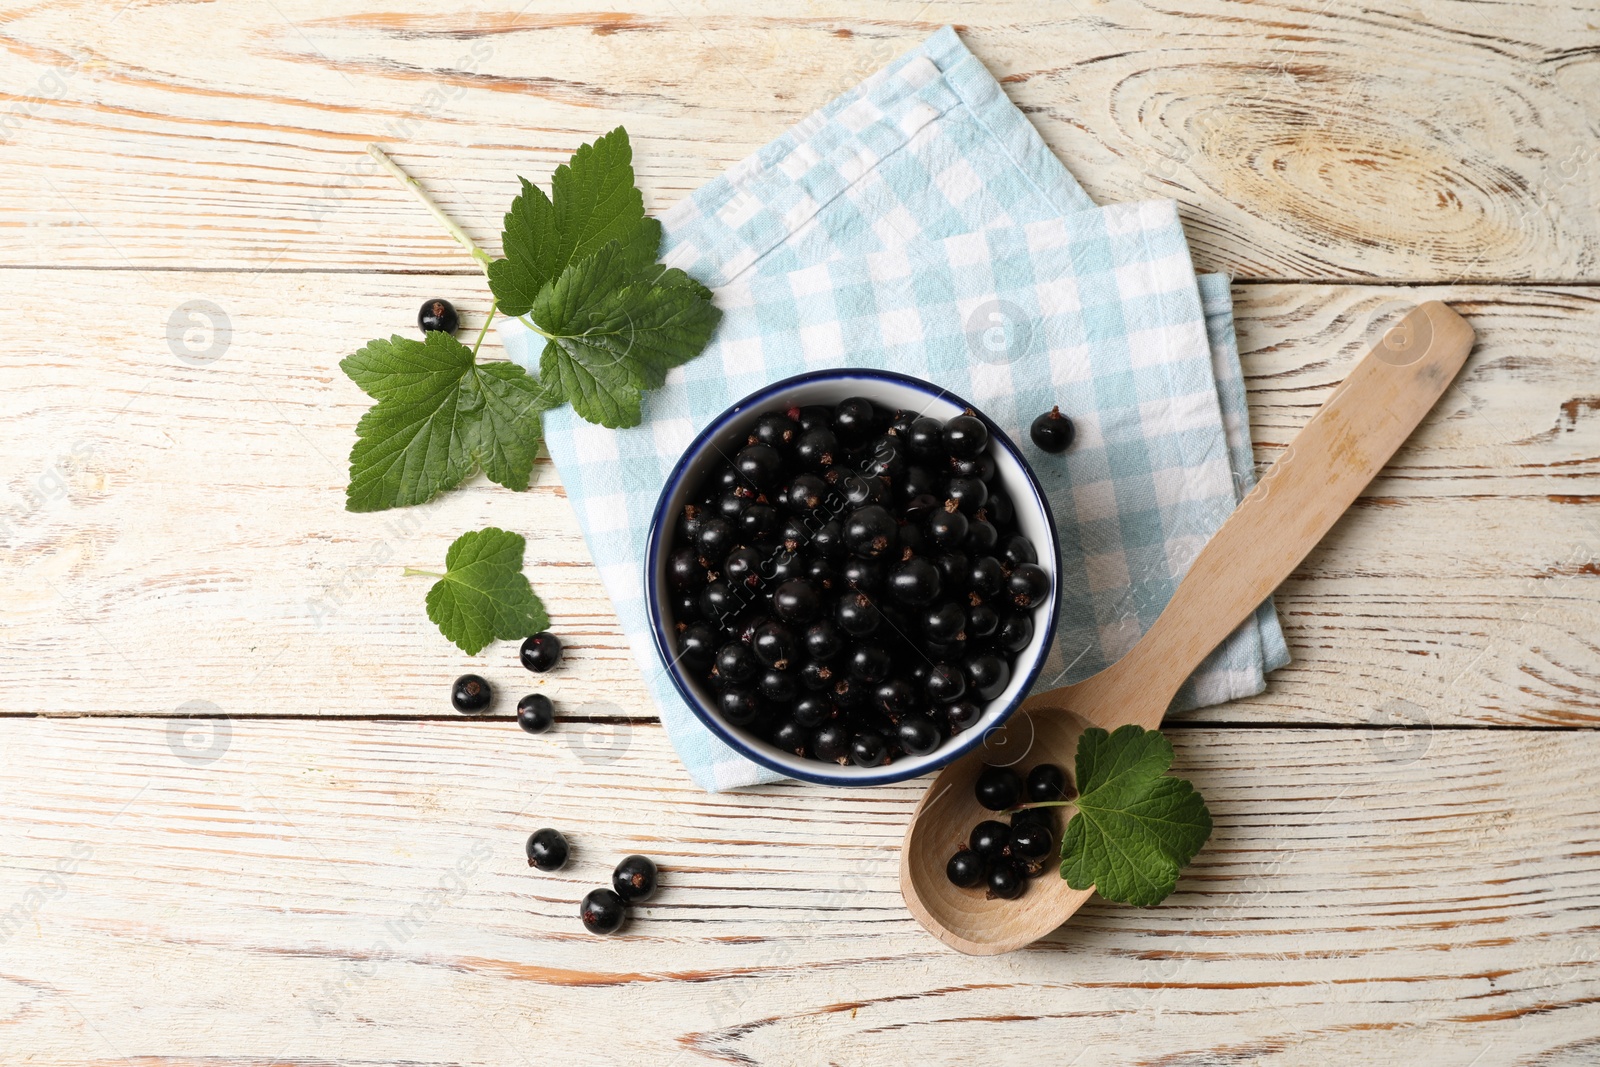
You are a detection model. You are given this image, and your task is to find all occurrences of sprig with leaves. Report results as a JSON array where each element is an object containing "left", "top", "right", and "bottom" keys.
[{"left": 342, "top": 128, "right": 721, "bottom": 514}]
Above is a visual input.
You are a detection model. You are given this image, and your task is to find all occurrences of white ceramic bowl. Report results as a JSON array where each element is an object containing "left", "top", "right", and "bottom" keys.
[{"left": 644, "top": 369, "right": 1059, "bottom": 786}]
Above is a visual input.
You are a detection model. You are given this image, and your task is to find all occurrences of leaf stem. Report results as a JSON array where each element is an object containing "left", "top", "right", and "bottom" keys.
[
  {"left": 366, "top": 143, "right": 494, "bottom": 274},
  {"left": 472, "top": 303, "right": 497, "bottom": 357},
  {"left": 516, "top": 314, "right": 557, "bottom": 341},
  {"left": 402, "top": 568, "right": 447, "bottom": 579},
  {"left": 1001, "top": 799, "right": 1077, "bottom": 817}
]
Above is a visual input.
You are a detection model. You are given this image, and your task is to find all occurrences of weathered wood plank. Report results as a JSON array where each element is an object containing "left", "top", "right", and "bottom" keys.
[
  {"left": 0, "top": 1, "right": 1595, "bottom": 280},
  {"left": 2, "top": 272, "right": 1595, "bottom": 723},
  {"left": 0, "top": 718, "right": 1596, "bottom": 1065}
]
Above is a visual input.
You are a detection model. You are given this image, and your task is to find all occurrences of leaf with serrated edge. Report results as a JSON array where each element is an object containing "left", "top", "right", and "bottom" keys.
[
  {"left": 550, "top": 126, "right": 648, "bottom": 274},
  {"left": 1058, "top": 724, "right": 1213, "bottom": 907},
  {"left": 532, "top": 237, "right": 722, "bottom": 424},
  {"left": 344, "top": 334, "right": 479, "bottom": 512},
  {"left": 471, "top": 362, "right": 556, "bottom": 492},
  {"left": 423, "top": 528, "right": 549, "bottom": 656},
  {"left": 490, "top": 128, "right": 658, "bottom": 318},
  {"left": 341, "top": 332, "right": 552, "bottom": 511}
]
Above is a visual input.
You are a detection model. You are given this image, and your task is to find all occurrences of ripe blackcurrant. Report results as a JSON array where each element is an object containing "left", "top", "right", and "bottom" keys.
[
  {"left": 1030, "top": 406, "right": 1076, "bottom": 453},
  {"left": 612, "top": 854, "right": 659, "bottom": 903},
  {"left": 942, "top": 414, "right": 988, "bottom": 459},
  {"left": 946, "top": 849, "right": 985, "bottom": 888},
  {"left": 525, "top": 827, "right": 568, "bottom": 870},
  {"left": 1027, "top": 763, "right": 1073, "bottom": 802},
  {"left": 418, "top": 297, "right": 459, "bottom": 334},
  {"left": 975, "top": 765, "right": 1023, "bottom": 811},
  {"left": 580, "top": 888, "right": 626, "bottom": 935},
  {"left": 519, "top": 631, "right": 563, "bottom": 673},
  {"left": 516, "top": 693, "right": 555, "bottom": 734},
  {"left": 451, "top": 674, "right": 492, "bottom": 713},
  {"left": 969, "top": 819, "right": 1011, "bottom": 858},
  {"left": 987, "top": 863, "right": 1026, "bottom": 900}
]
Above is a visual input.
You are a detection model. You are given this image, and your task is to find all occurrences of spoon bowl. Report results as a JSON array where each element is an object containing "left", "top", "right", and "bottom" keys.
[{"left": 900, "top": 301, "right": 1477, "bottom": 954}]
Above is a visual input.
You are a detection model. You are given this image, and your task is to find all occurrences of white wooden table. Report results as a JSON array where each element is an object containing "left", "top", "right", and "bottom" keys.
[{"left": 3, "top": 3, "right": 1598, "bottom": 1063}]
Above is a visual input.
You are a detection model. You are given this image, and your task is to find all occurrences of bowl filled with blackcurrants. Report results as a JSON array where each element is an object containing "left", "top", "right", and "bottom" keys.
[{"left": 645, "top": 369, "right": 1059, "bottom": 785}]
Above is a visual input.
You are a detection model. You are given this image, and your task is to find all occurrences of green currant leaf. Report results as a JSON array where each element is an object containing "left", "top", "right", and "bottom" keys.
[
  {"left": 340, "top": 333, "right": 555, "bottom": 512},
  {"left": 421, "top": 528, "right": 548, "bottom": 656},
  {"left": 1059, "top": 724, "right": 1213, "bottom": 906},
  {"left": 487, "top": 127, "right": 661, "bottom": 316},
  {"left": 532, "top": 238, "right": 722, "bottom": 427}
]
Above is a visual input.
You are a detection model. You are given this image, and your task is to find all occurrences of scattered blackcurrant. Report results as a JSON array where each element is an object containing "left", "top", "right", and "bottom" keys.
[
  {"left": 1029, "top": 406, "right": 1076, "bottom": 453},
  {"left": 418, "top": 297, "right": 458, "bottom": 334},
  {"left": 526, "top": 827, "right": 568, "bottom": 870},
  {"left": 519, "top": 631, "right": 563, "bottom": 673},
  {"left": 516, "top": 693, "right": 555, "bottom": 734},
  {"left": 451, "top": 674, "right": 492, "bottom": 713}
]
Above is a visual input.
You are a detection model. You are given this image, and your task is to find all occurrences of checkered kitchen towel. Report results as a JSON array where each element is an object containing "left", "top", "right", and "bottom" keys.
[{"left": 500, "top": 27, "right": 1290, "bottom": 791}]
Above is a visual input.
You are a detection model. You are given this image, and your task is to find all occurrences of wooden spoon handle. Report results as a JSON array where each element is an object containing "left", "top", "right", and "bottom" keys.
[{"left": 1107, "top": 301, "right": 1475, "bottom": 723}]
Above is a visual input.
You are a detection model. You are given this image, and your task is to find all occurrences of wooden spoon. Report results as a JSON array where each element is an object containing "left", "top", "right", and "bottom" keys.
[{"left": 900, "top": 301, "right": 1476, "bottom": 955}]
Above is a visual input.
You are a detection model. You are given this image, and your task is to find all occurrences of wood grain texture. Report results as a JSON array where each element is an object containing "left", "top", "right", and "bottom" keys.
[
  {"left": 2, "top": 717, "right": 1598, "bottom": 1066},
  {"left": 0, "top": 1, "right": 1596, "bottom": 280},
  {"left": 2, "top": 273, "right": 1594, "bottom": 723}
]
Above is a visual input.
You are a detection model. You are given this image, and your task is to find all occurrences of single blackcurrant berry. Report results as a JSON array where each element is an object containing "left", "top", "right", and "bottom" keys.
[
  {"left": 612, "top": 854, "right": 659, "bottom": 903},
  {"left": 758, "top": 668, "right": 798, "bottom": 704},
  {"left": 874, "top": 679, "right": 916, "bottom": 717},
  {"left": 1030, "top": 406, "right": 1076, "bottom": 453},
  {"left": 996, "top": 612, "right": 1034, "bottom": 654},
  {"left": 946, "top": 475, "right": 988, "bottom": 514},
  {"left": 927, "top": 505, "right": 969, "bottom": 549},
  {"left": 1007, "top": 563, "right": 1051, "bottom": 609},
  {"left": 969, "top": 819, "right": 1011, "bottom": 858},
  {"left": 519, "top": 631, "right": 563, "bottom": 673},
  {"left": 792, "top": 695, "right": 832, "bottom": 728},
  {"left": 942, "top": 414, "right": 988, "bottom": 459},
  {"left": 752, "top": 412, "right": 800, "bottom": 449},
  {"left": 516, "top": 693, "right": 555, "bottom": 734},
  {"left": 945, "top": 700, "right": 983, "bottom": 732},
  {"left": 850, "top": 731, "right": 888, "bottom": 768},
  {"left": 813, "top": 722, "right": 851, "bottom": 764},
  {"left": 418, "top": 297, "right": 459, "bottom": 334},
  {"left": 525, "top": 827, "right": 568, "bottom": 870},
  {"left": 677, "top": 624, "right": 717, "bottom": 672},
  {"left": 734, "top": 444, "right": 784, "bottom": 488},
  {"left": 713, "top": 642, "right": 759, "bottom": 686},
  {"left": 908, "top": 416, "right": 945, "bottom": 458},
  {"left": 923, "top": 602, "right": 967, "bottom": 643},
  {"left": 897, "top": 714, "right": 943, "bottom": 756},
  {"left": 771, "top": 718, "right": 809, "bottom": 757},
  {"left": 887, "top": 557, "right": 941, "bottom": 606},
  {"left": 999, "top": 533, "right": 1038, "bottom": 568},
  {"left": 1010, "top": 822, "right": 1053, "bottom": 860},
  {"left": 843, "top": 505, "right": 897, "bottom": 559},
  {"left": 668, "top": 548, "right": 707, "bottom": 593},
  {"left": 946, "top": 849, "right": 986, "bottom": 888},
  {"left": 833, "top": 396, "right": 878, "bottom": 445},
  {"left": 965, "top": 654, "right": 1011, "bottom": 701},
  {"left": 1026, "top": 763, "right": 1073, "bottom": 802},
  {"left": 752, "top": 621, "right": 798, "bottom": 669},
  {"left": 803, "top": 620, "right": 844, "bottom": 661},
  {"left": 835, "top": 592, "right": 882, "bottom": 637},
  {"left": 926, "top": 662, "right": 967, "bottom": 704},
  {"left": 580, "top": 888, "right": 627, "bottom": 935},
  {"left": 975, "top": 765, "right": 1023, "bottom": 810},
  {"left": 795, "top": 428, "right": 839, "bottom": 471},
  {"left": 848, "top": 644, "right": 892, "bottom": 683},
  {"left": 718, "top": 688, "right": 761, "bottom": 726},
  {"left": 695, "top": 517, "right": 736, "bottom": 562},
  {"left": 773, "top": 579, "right": 822, "bottom": 624},
  {"left": 966, "top": 603, "right": 1000, "bottom": 639},
  {"left": 451, "top": 674, "right": 492, "bottom": 713},
  {"left": 987, "top": 863, "right": 1026, "bottom": 900}
]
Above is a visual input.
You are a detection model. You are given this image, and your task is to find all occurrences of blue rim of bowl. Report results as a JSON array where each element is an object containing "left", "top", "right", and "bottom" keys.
[{"left": 644, "top": 368, "right": 1061, "bottom": 786}]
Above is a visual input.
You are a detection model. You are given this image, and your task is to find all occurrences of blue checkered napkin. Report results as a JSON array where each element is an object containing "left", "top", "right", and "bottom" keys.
[{"left": 499, "top": 27, "right": 1289, "bottom": 791}]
